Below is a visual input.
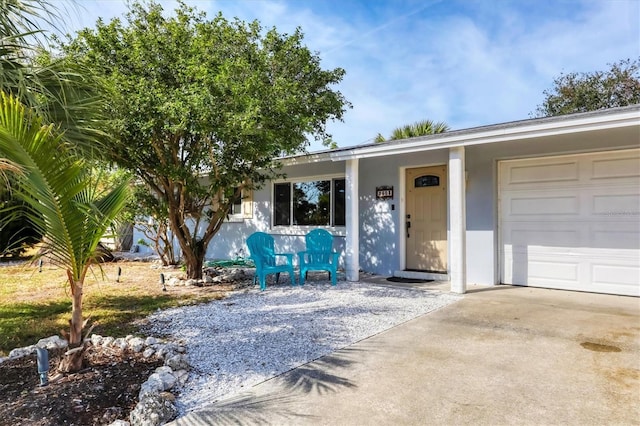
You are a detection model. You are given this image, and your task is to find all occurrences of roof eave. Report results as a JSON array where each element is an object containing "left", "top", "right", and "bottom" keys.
[{"left": 329, "top": 107, "right": 640, "bottom": 161}]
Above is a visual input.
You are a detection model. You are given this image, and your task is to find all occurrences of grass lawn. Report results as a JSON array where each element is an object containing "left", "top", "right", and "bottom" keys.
[{"left": 0, "top": 261, "right": 230, "bottom": 356}]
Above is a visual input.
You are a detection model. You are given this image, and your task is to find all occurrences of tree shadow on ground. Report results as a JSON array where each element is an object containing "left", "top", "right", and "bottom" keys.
[{"left": 173, "top": 346, "right": 370, "bottom": 425}]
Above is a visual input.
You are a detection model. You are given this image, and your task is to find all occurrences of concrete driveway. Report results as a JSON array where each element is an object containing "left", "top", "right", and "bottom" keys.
[{"left": 171, "top": 282, "right": 640, "bottom": 425}]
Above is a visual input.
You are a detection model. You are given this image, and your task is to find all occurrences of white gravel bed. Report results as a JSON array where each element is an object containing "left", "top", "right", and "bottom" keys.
[{"left": 146, "top": 279, "right": 461, "bottom": 415}]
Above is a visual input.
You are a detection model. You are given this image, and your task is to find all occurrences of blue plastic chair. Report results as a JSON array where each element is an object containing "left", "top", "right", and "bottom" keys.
[
  {"left": 298, "top": 229, "right": 340, "bottom": 286},
  {"left": 246, "top": 232, "right": 296, "bottom": 290}
]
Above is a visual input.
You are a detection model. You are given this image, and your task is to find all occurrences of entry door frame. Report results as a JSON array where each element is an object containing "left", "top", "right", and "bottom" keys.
[{"left": 398, "top": 162, "right": 449, "bottom": 272}]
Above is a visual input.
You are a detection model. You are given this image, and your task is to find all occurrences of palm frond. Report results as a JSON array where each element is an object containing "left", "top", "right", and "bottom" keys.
[
  {"left": 1, "top": 0, "right": 108, "bottom": 158},
  {"left": 0, "top": 92, "right": 130, "bottom": 280},
  {"left": 389, "top": 119, "right": 450, "bottom": 141},
  {"left": 0, "top": 0, "right": 62, "bottom": 44}
]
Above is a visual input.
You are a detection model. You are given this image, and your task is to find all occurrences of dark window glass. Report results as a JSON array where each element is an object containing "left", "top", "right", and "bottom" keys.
[
  {"left": 274, "top": 178, "right": 346, "bottom": 227},
  {"left": 415, "top": 175, "right": 439, "bottom": 187},
  {"left": 230, "top": 186, "right": 242, "bottom": 215},
  {"left": 274, "top": 183, "right": 291, "bottom": 226},
  {"left": 293, "top": 180, "right": 330, "bottom": 225},
  {"left": 333, "top": 179, "right": 346, "bottom": 226}
]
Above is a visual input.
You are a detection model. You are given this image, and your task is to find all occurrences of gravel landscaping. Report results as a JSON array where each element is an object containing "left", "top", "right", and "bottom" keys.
[{"left": 145, "top": 279, "right": 461, "bottom": 416}]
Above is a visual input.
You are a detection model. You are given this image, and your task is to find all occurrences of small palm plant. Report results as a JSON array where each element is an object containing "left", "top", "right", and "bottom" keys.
[
  {"left": 376, "top": 119, "right": 450, "bottom": 143},
  {"left": 0, "top": 92, "right": 130, "bottom": 371},
  {"left": 389, "top": 119, "right": 450, "bottom": 140}
]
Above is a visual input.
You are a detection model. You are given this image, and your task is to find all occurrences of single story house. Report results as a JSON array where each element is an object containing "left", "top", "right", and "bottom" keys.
[{"left": 136, "top": 105, "right": 640, "bottom": 297}]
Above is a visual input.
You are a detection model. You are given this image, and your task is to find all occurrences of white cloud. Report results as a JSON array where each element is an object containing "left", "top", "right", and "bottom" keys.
[{"left": 322, "top": 0, "right": 640, "bottom": 147}]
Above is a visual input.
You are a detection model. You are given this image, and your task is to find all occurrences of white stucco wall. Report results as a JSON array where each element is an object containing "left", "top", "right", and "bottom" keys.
[
  {"left": 137, "top": 122, "right": 638, "bottom": 284},
  {"left": 204, "top": 159, "right": 347, "bottom": 266},
  {"left": 131, "top": 225, "right": 163, "bottom": 255}
]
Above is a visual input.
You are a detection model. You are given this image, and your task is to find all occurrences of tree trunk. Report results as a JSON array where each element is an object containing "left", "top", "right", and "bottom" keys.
[
  {"left": 69, "top": 279, "right": 84, "bottom": 345},
  {"left": 155, "top": 220, "right": 178, "bottom": 266},
  {"left": 58, "top": 345, "right": 86, "bottom": 373},
  {"left": 58, "top": 277, "right": 86, "bottom": 373},
  {"left": 181, "top": 239, "right": 205, "bottom": 279},
  {"left": 164, "top": 187, "right": 225, "bottom": 279},
  {"left": 115, "top": 222, "right": 134, "bottom": 251}
]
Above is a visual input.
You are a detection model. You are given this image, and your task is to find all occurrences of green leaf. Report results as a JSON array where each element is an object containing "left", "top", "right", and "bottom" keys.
[{"left": 0, "top": 92, "right": 130, "bottom": 281}]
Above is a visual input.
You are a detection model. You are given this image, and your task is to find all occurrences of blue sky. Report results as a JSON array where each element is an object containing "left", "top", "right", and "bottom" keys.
[{"left": 53, "top": 0, "right": 640, "bottom": 151}]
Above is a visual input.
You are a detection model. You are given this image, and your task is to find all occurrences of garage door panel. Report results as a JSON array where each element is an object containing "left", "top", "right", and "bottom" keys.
[
  {"left": 503, "top": 251, "right": 580, "bottom": 287},
  {"left": 529, "top": 260, "right": 579, "bottom": 283},
  {"left": 501, "top": 221, "right": 582, "bottom": 247},
  {"left": 503, "top": 251, "right": 639, "bottom": 295},
  {"left": 592, "top": 264, "right": 640, "bottom": 292},
  {"left": 503, "top": 229, "right": 580, "bottom": 248},
  {"left": 508, "top": 161, "right": 579, "bottom": 184},
  {"left": 509, "top": 195, "right": 579, "bottom": 216},
  {"left": 500, "top": 149, "right": 640, "bottom": 296},
  {"left": 502, "top": 221, "right": 639, "bottom": 249},
  {"left": 592, "top": 193, "right": 640, "bottom": 215},
  {"left": 591, "top": 156, "right": 640, "bottom": 179},
  {"left": 504, "top": 189, "right": 639, "bottom": 219},
  {"left": 592, "top": 225, "right": 640, "bottom": 249}
]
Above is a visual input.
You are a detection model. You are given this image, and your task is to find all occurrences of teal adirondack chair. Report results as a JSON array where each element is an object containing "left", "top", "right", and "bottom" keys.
[
  {"left": 246, "top": 232, "right": 296, "bottom": 290},
  {"left": 298, "top": 229, "right": 340, "bottom": 286}
]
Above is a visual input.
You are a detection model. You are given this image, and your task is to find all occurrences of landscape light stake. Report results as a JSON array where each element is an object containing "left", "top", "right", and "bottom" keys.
[
  {"left": 160, "top": 273, "right": 166, "bottom": 291},
  {"left": 36, "top": 347, "right": 49, "bottom": 386},
  {"left": 38, "top": 259, "right": 43, "bottom": 273},
  {"left": 116, "top": 266, "right": 122, "bottom": 283}
]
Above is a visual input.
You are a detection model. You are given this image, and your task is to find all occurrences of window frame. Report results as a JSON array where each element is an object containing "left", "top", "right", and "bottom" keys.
[
  {"left": 271, "top": 173, "right": 346, "bottom": 233},
  {"left": 226, "top": 186, "right": 253, "bottom": 223}
]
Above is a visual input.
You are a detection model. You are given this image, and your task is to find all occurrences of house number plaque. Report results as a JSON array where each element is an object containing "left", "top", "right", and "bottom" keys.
[{"left": 376, "top": 186, "right": 393, "bottom": 200}]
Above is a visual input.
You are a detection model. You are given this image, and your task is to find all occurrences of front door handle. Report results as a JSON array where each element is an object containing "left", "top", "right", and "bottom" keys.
[{"left": 406, "top": 221, "right": 411, "bottom": 238}]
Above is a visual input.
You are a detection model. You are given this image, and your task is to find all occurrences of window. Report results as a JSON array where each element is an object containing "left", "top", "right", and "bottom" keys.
[
  {"left": 274, "top": 178, "right": 346, "bottom": 227},
  {"left": 274, "top": 183, "right": 291, "bottom": 226},
  {"left": 333, "top": 179, "right": 346, "bottom": 226},
  {"left": 230, "top": 187, "right": 243, "bottom": 215},
  {"left": 226, "top": 186, "right": 253, "bottom": 222},
  {"left": 415, "top": 175, "right": 440, "bottom": 187}
]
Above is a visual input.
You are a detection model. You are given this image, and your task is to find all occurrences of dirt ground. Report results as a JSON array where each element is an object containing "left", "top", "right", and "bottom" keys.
[{"left": 0, "top": 344, "right": 164, "bottom": 425}]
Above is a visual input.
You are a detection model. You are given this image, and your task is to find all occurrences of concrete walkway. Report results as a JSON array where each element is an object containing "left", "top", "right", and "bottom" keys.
[{"left": 171, "top": 283, "right": 640, "bottom": 425}]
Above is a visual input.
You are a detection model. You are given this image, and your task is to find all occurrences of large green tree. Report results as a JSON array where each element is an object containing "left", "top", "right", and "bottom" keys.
[
  {"left": 375, "top": 119, "right": 449, "bottom": 142},
  {"left": 60, "top": 1, "right": 349, "bottom": 278},
  {"left": 534, "top": 58, "right": 640, "bottom": 117}
]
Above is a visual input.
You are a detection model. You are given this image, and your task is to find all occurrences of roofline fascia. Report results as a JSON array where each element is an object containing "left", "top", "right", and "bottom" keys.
[
  {"left": 278, "top": 151, "right": 333, "bottom": 166},
  {"left": 329, "top": 109, "right": 640, "bottom": 161}
]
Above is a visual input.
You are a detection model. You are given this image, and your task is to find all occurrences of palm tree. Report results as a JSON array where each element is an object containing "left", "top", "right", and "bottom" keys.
[
  {"left": 1, "top": 2, "right": 127, "bottom": 370},
  {"left": 376, "top": 119, "right": 450, "bottom": 142},
  {"left": 1, "top": 0, "right": 106, "bottom": 155},
  {"left": 0, "top": 93, "right": 130, "bottom": 370},
  {"left": 1, "top": 0, "right": 124, "bottom": 368}
]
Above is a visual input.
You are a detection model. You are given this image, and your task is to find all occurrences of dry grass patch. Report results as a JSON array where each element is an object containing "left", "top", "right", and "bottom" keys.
[{"left": 0, "top": 261, "right": 232, "bottom": 356}]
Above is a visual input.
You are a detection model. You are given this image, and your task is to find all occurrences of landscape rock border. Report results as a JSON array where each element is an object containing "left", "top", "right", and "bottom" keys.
[
  {"left": 163, "top": 267, "right": 255, "bottom": 287},
  {"left": 1, "top": 334, "right": 190, "bottom": 426}
]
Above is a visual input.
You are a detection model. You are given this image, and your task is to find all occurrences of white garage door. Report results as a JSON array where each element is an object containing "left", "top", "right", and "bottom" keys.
[{"left": 499, "top": 149, "right": 640, "bottom": 296}]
